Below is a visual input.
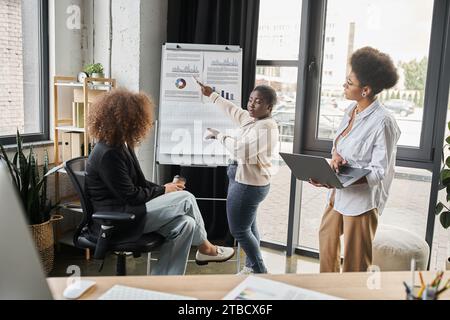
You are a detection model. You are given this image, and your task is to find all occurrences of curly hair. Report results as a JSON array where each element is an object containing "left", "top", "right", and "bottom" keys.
[
  {"left": 350, "top": 47, "right": 398, "bottom": 95},
  {"left": 87, "top": 88, "right": 154, "bottom": 148}
]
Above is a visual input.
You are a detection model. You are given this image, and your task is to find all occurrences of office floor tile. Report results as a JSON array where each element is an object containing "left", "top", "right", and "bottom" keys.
[{"left": 49, "top": 244, "right": 319, "bottom": 277}]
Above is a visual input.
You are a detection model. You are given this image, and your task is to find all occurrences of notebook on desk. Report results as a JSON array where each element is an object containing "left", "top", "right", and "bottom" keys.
[
  {"left": 223, "top": 276, "right": 342, "bottom": 300},
  {"left": 98, "top": 285, "right": 197, "bottom": 300}
]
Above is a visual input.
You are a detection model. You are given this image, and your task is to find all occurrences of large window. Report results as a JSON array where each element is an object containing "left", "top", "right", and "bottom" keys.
[
  {"left": 299, "top": 0, "right": 436, "bottom": 253},
  {"left": 0, "top": 0, "right": 48, "bottom": 144},
  {"left": 255, "top": 0, "right": 450, "bottom": 269},
  {"left": 432, "top": 90, "right": 450, "bottom": 270},
  {"left": 256, "top": 0, "right": 302, "bottom": 245},
  {"left": 317, "top": 0, "right": 433, "bottom": 149}
]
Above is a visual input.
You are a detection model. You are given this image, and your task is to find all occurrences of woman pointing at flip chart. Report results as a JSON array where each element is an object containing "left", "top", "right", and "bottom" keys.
[{"left": 198, "top": 80, "right": 279, "bottom": 274}]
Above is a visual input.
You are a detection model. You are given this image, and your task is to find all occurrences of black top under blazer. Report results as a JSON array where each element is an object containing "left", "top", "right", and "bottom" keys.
[{"left": 85, "top": 141, "right": 166, "bottom": 240}]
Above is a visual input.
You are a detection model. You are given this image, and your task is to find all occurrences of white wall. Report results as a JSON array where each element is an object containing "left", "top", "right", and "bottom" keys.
[
  {"left": 92, "top": 0, "right": 167, "bottom": 180},
  {"left": 138, "top": 0, "right": 167, "bottom": 181},
  {"left": 48, "top": 0, "right": 167, "bottom": 180},
  {"left": 47, "top": 0, "right": 85, "bottom": 162}
]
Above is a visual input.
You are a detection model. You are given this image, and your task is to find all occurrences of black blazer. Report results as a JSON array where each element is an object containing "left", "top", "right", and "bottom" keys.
[{"left": 85, "top": 141, "right": 165, "bottom": 240}]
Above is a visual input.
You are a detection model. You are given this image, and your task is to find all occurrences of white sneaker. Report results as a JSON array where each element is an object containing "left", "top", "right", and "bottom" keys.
[
  {"left": 237, "top": 266, "right": 254, "bottom": 275},
  {"left": 195, "top": 246, "right": 235, "bottom": 265}
]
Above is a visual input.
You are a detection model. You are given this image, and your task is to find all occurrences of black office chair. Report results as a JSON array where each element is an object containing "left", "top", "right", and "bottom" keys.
[{"left": 64, "top": 156, "right": 164, "bottom": 276}]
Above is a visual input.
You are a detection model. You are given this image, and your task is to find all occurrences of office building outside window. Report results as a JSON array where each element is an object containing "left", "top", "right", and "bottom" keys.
[{"left": 256, "top": 0, "right": 449, "bottom": 270}]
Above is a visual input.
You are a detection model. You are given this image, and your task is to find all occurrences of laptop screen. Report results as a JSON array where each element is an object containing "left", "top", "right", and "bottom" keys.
[{"left": 0, "top": 161, "right": 53, "bottom": 299}]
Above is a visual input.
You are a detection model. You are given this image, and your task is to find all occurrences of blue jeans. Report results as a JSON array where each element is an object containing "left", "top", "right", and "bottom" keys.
[
  {"left": 226, "top": 164, "right": 270, "bottom": 273},
  {"left": 144, "top": 191, "right": 208, "bottom": 275}
]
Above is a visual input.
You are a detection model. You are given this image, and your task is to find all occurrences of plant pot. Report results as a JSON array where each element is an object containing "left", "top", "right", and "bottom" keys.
[
  {"left": 91, "top": 72, "right": 104, "bottom": 85},
  {"left": 29, "top": 215, "right": 63, "bottom": 275}
]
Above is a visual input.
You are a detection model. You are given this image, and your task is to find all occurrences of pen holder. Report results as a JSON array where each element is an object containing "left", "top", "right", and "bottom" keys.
[
  {"left": 406, "top": 285, "right": 438, "bottom": 300},
  {"left": 422, "top": 286, "right": 438, "bottom": 300},
  {"left": 405, "top": 285, "right": 422, "bottom": 300}
]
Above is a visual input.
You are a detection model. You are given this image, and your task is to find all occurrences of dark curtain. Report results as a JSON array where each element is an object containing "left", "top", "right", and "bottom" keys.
[
  {"left": 164, "top": 0, "right": 260, "bottom": 244},
  {"left": 167, "top": 0, "right": 260, "bottom": 106}
]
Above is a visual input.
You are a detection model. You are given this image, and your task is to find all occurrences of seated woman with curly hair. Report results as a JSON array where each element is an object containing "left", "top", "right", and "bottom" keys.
[
  {"left": 309, "top": 47, "right": 401, "bottom": 273},
  {"left": 85, "top": 88, "right": 234, "bottom": 275}
]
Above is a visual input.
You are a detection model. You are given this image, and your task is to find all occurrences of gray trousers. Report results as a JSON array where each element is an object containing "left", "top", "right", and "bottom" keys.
[{"left": 144, "top": 191, "right": 208, "bottom": 275}]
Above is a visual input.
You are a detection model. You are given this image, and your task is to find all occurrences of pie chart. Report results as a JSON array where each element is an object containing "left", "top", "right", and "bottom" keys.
[{"left": 175, "top": 78, "right": 186, "bottom": 89}]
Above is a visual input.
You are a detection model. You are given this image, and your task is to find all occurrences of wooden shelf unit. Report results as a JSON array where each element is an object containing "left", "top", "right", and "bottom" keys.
[
  {"left": 52, "top": 75, "right": 116, "bottom": 259},
  {"left": 53, "top": 75, "right": 116, "bottom": 164}
]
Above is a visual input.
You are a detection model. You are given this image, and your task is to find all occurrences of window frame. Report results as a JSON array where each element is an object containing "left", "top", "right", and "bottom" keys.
[
  {"left": 283, "top": 0, "right": 450, "bottom": 265},
  {"left": 256, "top": 2, "right": 303, "bottom": 246},
  {"left": 300, "top": 0, "right": 446, "bottom": 170},
  {"left": 0, "top": 0, "right": 49, "bottom": 146}
]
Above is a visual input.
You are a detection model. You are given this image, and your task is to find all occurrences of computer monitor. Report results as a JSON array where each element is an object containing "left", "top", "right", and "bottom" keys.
[{"left": 0, "top": 160, "right": 53, "bottom": 299}]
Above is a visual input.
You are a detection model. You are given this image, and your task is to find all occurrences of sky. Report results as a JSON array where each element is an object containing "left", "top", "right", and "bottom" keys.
[{"left": 258, "top": 0, "right": 434, "bottom": 64}]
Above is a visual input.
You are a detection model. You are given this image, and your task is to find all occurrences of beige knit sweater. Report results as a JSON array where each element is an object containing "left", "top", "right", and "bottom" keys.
[{"left": 209, "top": 92, "right": 279, "bottom": 186}]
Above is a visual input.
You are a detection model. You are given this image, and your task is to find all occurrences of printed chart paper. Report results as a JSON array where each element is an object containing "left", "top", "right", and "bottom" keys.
[
  {"left": 158, "top": 45, "right": 242, "bottom": 165},
  {"left": 222, "top": 276, "right": 343, "bottom": 300}
]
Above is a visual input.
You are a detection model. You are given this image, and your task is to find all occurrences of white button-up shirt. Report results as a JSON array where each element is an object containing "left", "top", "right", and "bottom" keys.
[{"left": 327, "top": 99, "right": 401, "bottom": 216}]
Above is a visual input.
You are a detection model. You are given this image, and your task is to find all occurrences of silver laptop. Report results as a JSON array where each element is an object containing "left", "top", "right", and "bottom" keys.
[
  {"left": 279, "top": 152, "right": 370, "bottom": 189},
  {"left": 0, "top": 161, "right": 53, "bottom": 299}
]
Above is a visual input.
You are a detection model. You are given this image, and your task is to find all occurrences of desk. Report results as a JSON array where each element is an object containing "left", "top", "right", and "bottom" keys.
[{"left": 48, "top": 271, "right": 450, "bottom": 300}]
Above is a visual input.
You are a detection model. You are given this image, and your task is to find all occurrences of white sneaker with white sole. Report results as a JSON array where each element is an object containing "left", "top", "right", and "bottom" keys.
[
  {"left": 195, "top": 246, "right": 235, "bottom": 265},
  {"left": 237, "top": 266, "right": 254, "bottom": 275}
]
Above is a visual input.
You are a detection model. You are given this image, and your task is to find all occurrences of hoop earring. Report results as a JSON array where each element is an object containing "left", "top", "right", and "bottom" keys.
[{"left": 362, "top": 92, "right": 367, "bottom": 98}]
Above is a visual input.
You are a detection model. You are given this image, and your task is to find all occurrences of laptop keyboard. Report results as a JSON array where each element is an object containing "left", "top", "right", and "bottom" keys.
[{"left": 337, "top": 174, "right": 353, "bottom": 184}]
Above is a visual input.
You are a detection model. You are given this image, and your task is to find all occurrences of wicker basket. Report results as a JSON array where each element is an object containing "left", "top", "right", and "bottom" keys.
[{"left": 29, "top": 215, "right": 63, "bottom": 275}]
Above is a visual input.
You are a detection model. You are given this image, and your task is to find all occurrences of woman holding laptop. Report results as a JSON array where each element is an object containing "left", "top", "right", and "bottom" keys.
[{"left": 310, "top": 47, "right": 401, "bottom": 272}]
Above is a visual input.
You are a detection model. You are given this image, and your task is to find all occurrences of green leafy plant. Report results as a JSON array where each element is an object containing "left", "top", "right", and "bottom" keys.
[
  {"left": 435, "top": 122, "right": 450, "bottom": 229},
  {"left": 83, "top": 62, "right": 104, "bottom": 75},
  {"left": 0, "top": 130, "right": 56, "bottom": 225}
]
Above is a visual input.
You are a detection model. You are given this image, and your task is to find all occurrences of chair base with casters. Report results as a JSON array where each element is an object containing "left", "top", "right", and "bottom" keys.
[
  {"left": 76, "top": 227, "right": 164, "bottom": 276},
  {"left": 64, "top": 156, "right": 165, "bottom": 276}
]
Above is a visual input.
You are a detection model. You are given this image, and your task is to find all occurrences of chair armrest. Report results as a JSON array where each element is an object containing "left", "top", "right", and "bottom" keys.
[
  {"left": 91, "top": 212, "right": 135, "bottom": 261},
  {"left": 92, "top": 212, "right": 136, "bottom": 225}
]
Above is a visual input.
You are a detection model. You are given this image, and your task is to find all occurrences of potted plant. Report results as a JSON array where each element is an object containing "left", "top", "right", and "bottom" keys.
[
  {"left": 435, "top": 122, "right": 450, "bottom": 269},
  {"left": 83, "top": 63, "right": 104, "bottom": 85},
  {"left": 0, "top": 130, "right": 61, "bottom": 274}
]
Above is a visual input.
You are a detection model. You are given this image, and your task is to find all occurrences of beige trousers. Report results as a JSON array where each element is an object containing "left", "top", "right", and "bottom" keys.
[{"left": 318, "top": 195, "right": 378, "bottom": 273}]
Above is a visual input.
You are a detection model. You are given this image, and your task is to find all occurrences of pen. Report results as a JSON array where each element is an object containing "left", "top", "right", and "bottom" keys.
[
  {"left": 436, "top": 279, "right": 450, "bottom": 296},
  {"left": 417, "top": 285, "right": 425, "bottom": 299},
  {"left": 433, "top": 271, "right": 444, "bottom": 289},
  {"left": 192, "top": 75, "right": 203, "bottom": 87},
  {"left": 419, "top": 271, "right": 425, "bottom": 287},
  {"left": 403, "top": 281, "right": 411, "bottom": 295}
]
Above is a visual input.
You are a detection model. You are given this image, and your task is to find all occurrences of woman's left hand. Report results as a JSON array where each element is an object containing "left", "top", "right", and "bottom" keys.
[
  {"left": 330, "top": 150, "right": 347, "bottom": 173},
  {"left": 164, "top": 182, "right": 184, "bottom": 193}
]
